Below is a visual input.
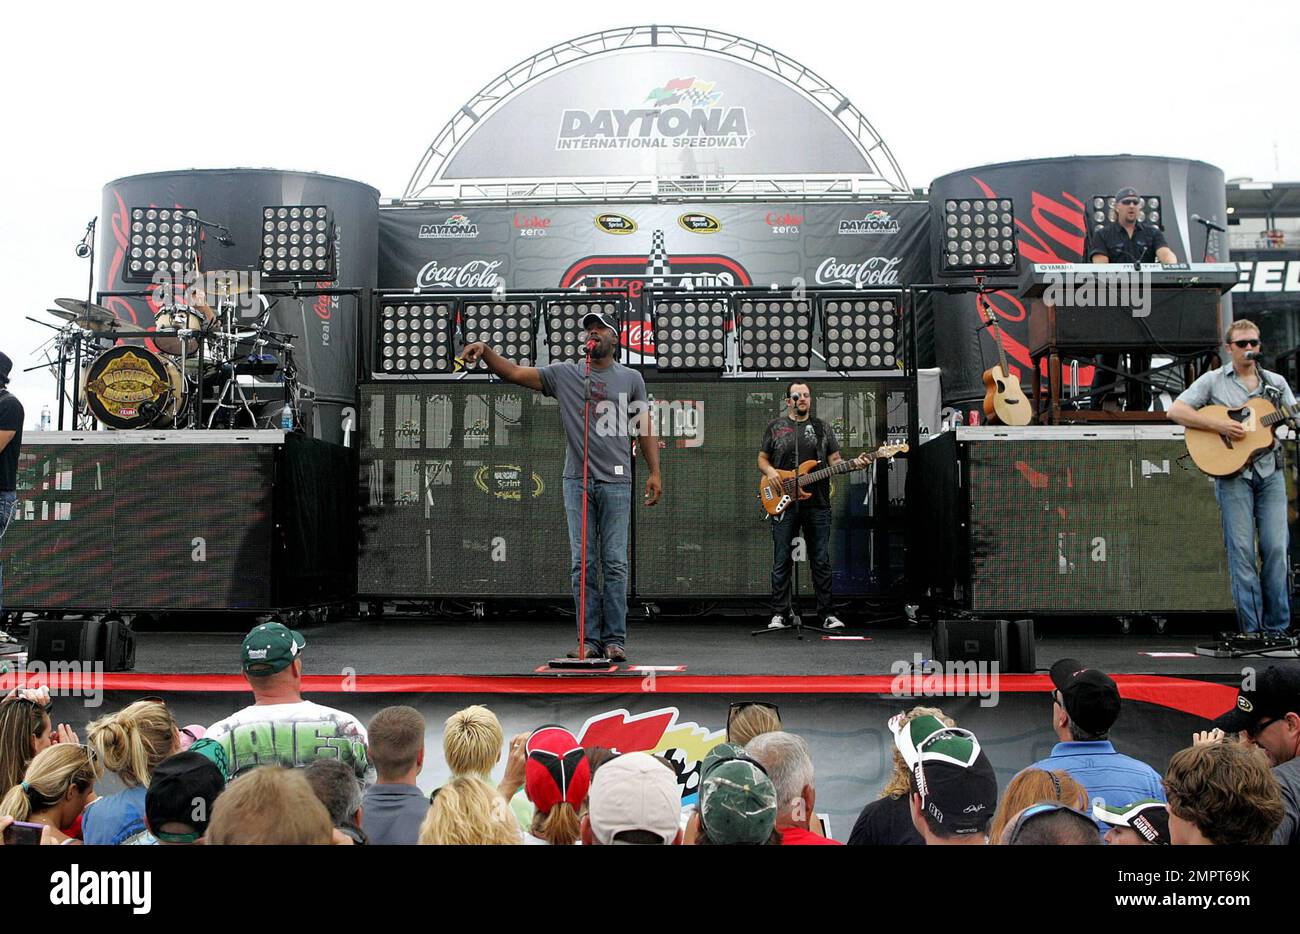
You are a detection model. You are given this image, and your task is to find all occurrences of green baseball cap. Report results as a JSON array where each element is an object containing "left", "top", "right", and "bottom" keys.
[
  {"left": 698, "top": 750, "right": 777, "bottom": 845},
  {"left": 241, "top": 622, "right": 306, "bottom": 674}
]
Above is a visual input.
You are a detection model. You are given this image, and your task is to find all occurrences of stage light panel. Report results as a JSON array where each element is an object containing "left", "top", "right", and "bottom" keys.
[
  {"left": 650, "top": 298, "right": 727, "bottom": 372},
  {"left": 126, "top": 207, "right": 199, "bottom": 281},
  {"left": 738, "top": 298, "right": 813, "bottom": 371},
  {"left": 259, "top": 205, "right": 336, "bottom": 279},
  {"left": 940, "top": 197, "right": 1018, "bottom": 274},
  {"left": 377, "top": 301, "right": 454, "bottom": 375},
  {"left": 822, "top": 295, "right": 901, "bottom": 371},
  {"left": 1090, "top": 194, "right": 1163, "bottom": 232},
  {"left": 460, "top": 300, "right": 537, "bottom": 369},
  {"left": 544, "top": 301, "right": 622, "bottom": 364}
]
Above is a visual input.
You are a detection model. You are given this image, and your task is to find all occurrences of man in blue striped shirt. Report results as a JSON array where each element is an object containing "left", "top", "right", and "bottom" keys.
[{"left": 1023, "top": 659, "right": 1165, "bottom": 828}]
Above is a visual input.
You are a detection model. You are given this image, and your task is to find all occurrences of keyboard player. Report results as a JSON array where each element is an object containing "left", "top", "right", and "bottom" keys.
[{"left": 1087, "top": 186, "right": 1179, "bottom": 411}]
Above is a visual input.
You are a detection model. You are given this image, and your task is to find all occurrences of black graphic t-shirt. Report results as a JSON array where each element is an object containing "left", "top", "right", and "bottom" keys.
[
  {"left": 0, "top": 390, "right": 24, "bottom": 492},
  {"left": 760, "top": 416, "right": 840, "bottom": 509}
]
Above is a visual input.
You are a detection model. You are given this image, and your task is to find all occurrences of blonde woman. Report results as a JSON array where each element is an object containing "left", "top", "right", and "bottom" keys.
[
  {"left": 848, "top": 705, "right": 955, "bottom": 845},
  {"left": 83, "top": 700, "right": 181, "bottom": 845},
  {"left": 443, "top": 705, "right": 533, "bottom": 829},
  {"left": 418, "top": 776, "right": 521, "bottom": 845},
  {"left": 0, "top": 744, "right": 102, "bottom": 845},
  {"left": 989, "top": 768, "right": 1089, "bottom": 844}
]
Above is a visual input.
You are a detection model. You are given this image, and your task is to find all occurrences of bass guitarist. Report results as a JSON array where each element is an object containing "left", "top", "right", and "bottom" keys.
[
  {"left": 1168, "top": 320, "right": 1297, "bottom": 635},
  {"left": 757, "top": 381, "right": 868, "bottom": 630}
]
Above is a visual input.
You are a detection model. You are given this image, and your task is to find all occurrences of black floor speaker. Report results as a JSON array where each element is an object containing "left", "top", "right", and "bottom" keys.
[
  {"left": 27, "top": 618, "right": 136, "bottom": 671},
  {"left": 933, "top": 618, "right": 1036, "bottom": 673}
]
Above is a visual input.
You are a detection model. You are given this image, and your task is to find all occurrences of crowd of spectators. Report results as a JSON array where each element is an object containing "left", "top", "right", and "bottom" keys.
[{"left": 1, "top": 626, "right": 1297, "bottom": 846}]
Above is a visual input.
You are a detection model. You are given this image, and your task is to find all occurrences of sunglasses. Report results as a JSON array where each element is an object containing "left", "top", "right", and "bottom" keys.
[
  {"left": 727, "top": 701, "right": 781, "bottom": 735},
  {"left": 1246, "top": 718, "right": 1278, "bottom": 740},
  {"left": 1118, "top": 198, "right": 1141, "bottom": 206},
  {"left": 1232, "top": 339, "right": 1261, "bottom": 348},
  {"left": 1003, "top": 801, "right": 1095, "bottom": 844}
]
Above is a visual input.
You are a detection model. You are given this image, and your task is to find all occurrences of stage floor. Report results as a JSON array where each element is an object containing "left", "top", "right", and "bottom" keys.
[{"left": 113, "top": 618, "right": 1246, "bottom": 679}]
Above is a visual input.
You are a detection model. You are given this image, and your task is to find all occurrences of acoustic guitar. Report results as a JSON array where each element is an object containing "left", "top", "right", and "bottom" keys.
[
  {"left": 978, "top": 298, "right": 1032, "bottom": 426},
  {"left": 758, "top": 442, "right": 908, "bottom": 518},
  {"left": 1184, "top": 398, "right": 1298, "bottom": 477}
]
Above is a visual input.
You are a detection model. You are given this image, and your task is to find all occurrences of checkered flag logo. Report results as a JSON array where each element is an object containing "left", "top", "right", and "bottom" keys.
[{"left": 645, "top": 229, "right": 672, "bottom": 287}]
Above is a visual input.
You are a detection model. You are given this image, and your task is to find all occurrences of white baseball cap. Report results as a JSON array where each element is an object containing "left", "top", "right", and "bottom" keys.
[{"left": 587, "top": 752, "right": 681, "bottom": 845}]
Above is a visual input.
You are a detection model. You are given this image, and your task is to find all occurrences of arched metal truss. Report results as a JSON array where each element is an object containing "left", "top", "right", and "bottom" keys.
[{"left": 402, "top": 24, "right": 910, "bottom": 204}]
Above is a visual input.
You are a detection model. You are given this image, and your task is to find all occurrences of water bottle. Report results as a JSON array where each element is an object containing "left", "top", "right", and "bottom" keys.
[
  {"left": 280, "top": 402, "right": 293, "bottom": 432},
  {"left": 40, "top": 406, "right": 51, "bottom": 432}
]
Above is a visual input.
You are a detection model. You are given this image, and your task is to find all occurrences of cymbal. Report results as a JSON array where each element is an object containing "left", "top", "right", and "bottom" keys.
[{"left": 54, "top": 298, "right": 116, "bottom": 324}]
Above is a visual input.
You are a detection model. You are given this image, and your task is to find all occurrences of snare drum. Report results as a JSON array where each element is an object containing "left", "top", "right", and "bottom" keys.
[
  {"left": 153, "top": 301, "right": 215, "bottom": 356},
  {"left": 81, "top": 345, "right": 186, "bottom": 429}
]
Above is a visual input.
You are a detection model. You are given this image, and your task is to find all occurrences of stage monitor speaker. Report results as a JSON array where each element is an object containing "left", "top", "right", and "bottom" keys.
[
  {"left": 933, "top": 618, "right": 1035, "bottom": 673},
  {"left": 26, "top": 618, "right": 136, "bottom": 671},
  {"left": 910, "top": 429, "right": 1234, "bottom": 616}
]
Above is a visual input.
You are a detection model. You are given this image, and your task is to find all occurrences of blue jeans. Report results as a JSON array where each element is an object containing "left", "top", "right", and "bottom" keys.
[
  {"left": 0, "top": 491, "right": 14, "bottom": 616},
  {"left": 770, "top": 505, "right": 834, "bottom": 618},
  {"left": 1215, "top": 470, "right": 1291, "bottom": 634},
  {"left": 562, "top": 478, "right": 631, "bottom": 649}
]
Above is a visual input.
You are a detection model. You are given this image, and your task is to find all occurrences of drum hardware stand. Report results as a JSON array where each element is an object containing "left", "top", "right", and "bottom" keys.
[{"left": 70, "top": 218, "right": 96, "bottom": 430}]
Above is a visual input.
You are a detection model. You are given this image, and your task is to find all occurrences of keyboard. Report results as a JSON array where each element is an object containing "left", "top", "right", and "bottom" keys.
[{"left": 1023, "top": 263, "right": 1240, "bottom": 298}]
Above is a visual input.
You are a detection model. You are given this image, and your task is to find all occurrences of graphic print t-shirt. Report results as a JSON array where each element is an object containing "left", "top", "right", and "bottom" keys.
[
  {"left": 761, "top": 416, "right": 840, "bottom": 508},
  {"left": 204, "top": 701, "right": 371, "bottom": 781},
  {"left": 538, "top": 361, "right": 648, "bottom": 483}
]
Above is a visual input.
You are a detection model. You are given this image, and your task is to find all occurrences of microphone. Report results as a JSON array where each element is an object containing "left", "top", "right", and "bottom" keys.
[
  {"left": 1191, "top": 214, "right": 1226, "bottom": 233},
  {"left": 1245, "top": 350, "right": 1263, "bottom": 361},
  {"left": 216, "top": 230, "right": 235, "bottom": 247},
  {"left": 75, "top": 217, "right": 96, "bottom": 257},
  {"left": 584, "top": 336, "right": 598, "bottom": 353}
]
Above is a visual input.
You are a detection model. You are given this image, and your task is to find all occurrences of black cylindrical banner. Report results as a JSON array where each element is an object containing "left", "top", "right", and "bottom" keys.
[{"left": 928, "top": 155, "right": 1227, "bottom": 406}]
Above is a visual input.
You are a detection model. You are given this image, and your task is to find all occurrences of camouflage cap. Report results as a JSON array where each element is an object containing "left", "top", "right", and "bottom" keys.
[{"left": 698, "top": 756, "right": 778, "bottom": 845}]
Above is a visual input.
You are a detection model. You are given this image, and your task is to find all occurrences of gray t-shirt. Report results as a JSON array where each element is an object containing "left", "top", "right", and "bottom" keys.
[
  {"left": 1274, "top": 756, "right": 1300, "bottom": 845},
  {"left": 538, "top": 361, "right": 647, "bottom": 483},
  {"left": 1176, "top": 364, "right": 1296, "bottom": 479}
]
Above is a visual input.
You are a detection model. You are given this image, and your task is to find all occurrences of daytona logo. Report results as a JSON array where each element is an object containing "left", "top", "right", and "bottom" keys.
[
  {"left": 419, "top": 214, "right": 479, "bottom": 239},
  {"left": 838, "top": 210, "right": 900, "bottom": 235},
  {"left": 557, "top": 76, "right": 751, "bottom": 151}
]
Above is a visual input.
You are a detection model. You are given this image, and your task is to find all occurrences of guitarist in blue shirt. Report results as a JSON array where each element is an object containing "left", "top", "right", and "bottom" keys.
[{"left": 1169, "top": 320, "right": 1297, "bottom": 634}]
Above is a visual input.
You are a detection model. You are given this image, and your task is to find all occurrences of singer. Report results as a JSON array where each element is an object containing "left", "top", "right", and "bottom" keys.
[
  {"left": 1087, "top": 186, "right": 1180, "bottom": 412},
  {"left": 1169, "top": 320, "right": 1297, "bottom": 634},
  {"left": 460, "top": 310, "right": 662, "bottom": 661}
]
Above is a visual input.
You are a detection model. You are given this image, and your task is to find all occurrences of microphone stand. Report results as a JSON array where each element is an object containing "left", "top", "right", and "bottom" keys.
[{"left": 550, "top": 338, "right": 610, "bottom": 669}]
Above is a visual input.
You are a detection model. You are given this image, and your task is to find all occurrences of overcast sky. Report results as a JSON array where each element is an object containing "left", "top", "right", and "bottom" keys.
[{"left": 3, "top": 0, "right": 1297, "bottom": 419}]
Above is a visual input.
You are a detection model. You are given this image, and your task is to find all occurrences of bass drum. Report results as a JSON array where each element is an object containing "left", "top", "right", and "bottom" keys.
[{"left": 81, "top": 345, "right": 186, "bottom": 429}]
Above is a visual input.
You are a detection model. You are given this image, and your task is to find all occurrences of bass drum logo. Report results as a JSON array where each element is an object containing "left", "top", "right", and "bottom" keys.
[
  {"left": 596, "top": 214, "right": 638, "bottom": 235},
  {"left": 678, "top": 213, "right": 721, "bottom": 234}
]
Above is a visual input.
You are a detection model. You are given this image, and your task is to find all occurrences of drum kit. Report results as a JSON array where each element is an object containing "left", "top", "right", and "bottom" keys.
[{"left": 47, "top": 276, "right": 302, "bottom": 431}]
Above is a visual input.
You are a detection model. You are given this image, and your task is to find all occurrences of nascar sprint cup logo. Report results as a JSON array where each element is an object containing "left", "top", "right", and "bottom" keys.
[{"left": 558, "top": 76, "right": 751, "bottom": 151}]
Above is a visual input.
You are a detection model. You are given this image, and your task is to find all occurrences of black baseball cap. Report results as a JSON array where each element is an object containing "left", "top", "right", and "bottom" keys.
[
  {"left": 891, "top": 714, "right": 998, "bottom": 835},
  {"left": 0, "top": 351, "right": 11, "bottom": 382},
  {"left": 145, "top": 752, "right": 225, "bottom": 843},
  {"left": 1115, "top": 187, "right": 1140, "bottom": 202},
  {"left": 1050, "top": 658, "right": 1121, "bottom": 734},
  {"left": 1212, "top": 665, "right": 1300, "bottom": 734}
]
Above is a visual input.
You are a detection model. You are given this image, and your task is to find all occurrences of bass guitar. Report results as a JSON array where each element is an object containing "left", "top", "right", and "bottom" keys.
[{"left": 758, "top": 442, "right": 908, "bottom": 518}]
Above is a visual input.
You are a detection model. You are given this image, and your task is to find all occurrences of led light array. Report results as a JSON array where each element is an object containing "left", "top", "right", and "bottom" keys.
[
  {"left": 127, "top": 207, "right": 198, "bottom": 281},
  {"left": 260, "top": 205, "right": 335, "bottom": 279},
  {"left": 461, "top": 301, "right": 537, "bottom": 369},
  {"left": 941, "top": 197, "right": 1017, "bottom": 272},
  {"left": 378, "top": 301, "right": 454, "bottom": 375},
  {"left": 545, "top": 301, "right": 621, "bottom": 364},
  {"left": 1090, "top": 194, "right": 1163, "bottom": 232},
  {"left": 822, "top": 296, "right": 900, "bottom": 370},
  {"left": 652, "top": 299, "right": 728, "bottom": 371},
  {"left": 738, "top": 298, "right": 813, "bottom": 370}
]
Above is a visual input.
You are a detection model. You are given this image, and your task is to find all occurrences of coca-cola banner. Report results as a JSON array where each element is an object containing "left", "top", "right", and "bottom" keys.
[
  {"left": 927, "top": 156, "right": 1227, "bottom": 406},
  {"left": 377, "top": 200, "right": 931, "bottom": 364}
]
